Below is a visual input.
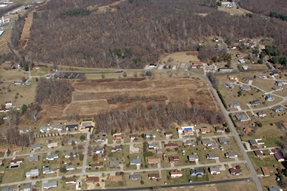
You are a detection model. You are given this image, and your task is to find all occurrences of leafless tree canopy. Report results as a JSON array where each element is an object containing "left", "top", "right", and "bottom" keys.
[
  {"left": 16, "top": 0, "right": 287, "bottom": 68},
  {"left": 35, "top": 79, "right": 74, "bottom": 104},
  {"left": 94, "top": 101, "right": 224, "bottom": 133},
  {"left": 240, "top": 0, "right": 287, "bottom": 15}
]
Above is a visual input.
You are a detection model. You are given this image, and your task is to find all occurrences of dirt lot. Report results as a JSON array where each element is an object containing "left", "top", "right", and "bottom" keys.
[
  {"left": 38, "top": 76, "right": 220, "bottom": 123},
  {"left": 158, "top": 51, "right": 199, "bottom": 65}
]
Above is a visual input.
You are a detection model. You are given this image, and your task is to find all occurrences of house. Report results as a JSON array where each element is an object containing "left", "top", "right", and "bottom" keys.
[
  {"left": 254, "top": 150, "right": 263, "bottom": 157},
  {"left": 164, "top": 143, "right": 179, "bottom": 149},
  {"left": 192, "top": 62, "right": 203, "bottom": 68},
  {"left": 65, "top": 165, "right": 76, "bottom": 171},
  {"left": 47, "top": 142, "right": 58, "bottom": 149},
  {"left": 274, "top": 152, "right": 285, "bottom": 162},
  {"left": 257, "top": 111, "right": 266, "bottom": 118},
  {"left": 109, "top": 175, "right": 122, "bottom": 182},
  {"left": 145, "top": 133, "right": 156, "bottom": 139},
  {"left": 130, "top": 156, "right": 141, "bottom": 166},
  {"left": 275, "top": 81, "right": 283, "bottom": 86},
  {"left": 165, "top": 132, "right": 173, "bottom": 138},
  {"left": 148, "top": 173, "right": 160, "bottom": 179},
  {"left": 206, "top": 153, "right": 219, "bottom": 160},
  {"left": 243, "top": 77, "right": 253, "bottom": 84},
  {"left": 46, "top": 154, "right": 59, "bottom": 161},
  {"left": 109, "top": 160, "right": 120, "bottom": 168},
  {"left": 183, "top": 140, "right": 196, "bottom": 147},
  {"left": 43, "top": 166, "right": 55, "bottom": 174},
  {"left": 243, "top": 126, "right": 251, "bottom": 135},
  {"left": 93, "top": 148, "right": 104, "bottom": 155},
  {"left": 28, "top": 155, "right": 39, "bottom": 162},
  {"left": 268, "top": 187, "right": 283, "bottom": 191},
  {"left": 229, "top": 102, "right": 240, "bottom": 108},
  {"left": 39, "top": 126, "right": 50, "bottom": 133},
  {"left": 218, "top": 137, "right": 230, "bottom": 145},
  {"left": 270, "top": 71, "right": 279, "bottom": 77},
  {"left": 240, "top": 85, "right": 251, "bottom": 91},
  {"left": 272, "top": 86, "right": 283, "bottom": 91},
  {"left": 148, "top": 143, "right": 157, "bottom": 149},
  {"left": 67, "top": 139, "right": 81, "bottom": 145},
  {"left": 190, "top": 168, "right": 205, "bottom": 177},
  {"left": 179, "top": 126, "right": 194, "bottom": 136},
  {"left": 130, "top": 134, "right": 138, "bottom": 142},
  {"left": 209, "top": 166, "right": 220, "bottom": 175},
  {"left": 113, "top": 133, "right": 124, "bottom": 140},
  {"left": 94, "top": 136, "right": 105, "bottom": 143},
  {"left": 147, "top": 158, "right": 161, "bottom": 165},
  {"left": 25, "top": 169, "right": 39, "bottom": 178},
  {"left": 64, "top": 152, "right": 78, "bottom": 159},
  {"left": 272, "top": 106, "right": 284, "bottom": 113},
  {"left": 10, "top": 158, "right": 24, "bottom": 166},
  {"left": 65, "top": 178, "right": 76, "bottom": 184},
  {"left": 111, "top": 146, "right": 122, "bottom": 153},
  {"left": 261, "top": 167, "right": 270, "bottom": 177},
  {"left": 188, "top": 153, "right": 199, "bottom": 162},
  {"left": 170, "top": 170, "right": 183, "bottom": 178},
  {"left": 31, "top": 143, "right": 42, "bottom": 151},
  {"left": 52, "top": 123, "right": 63, "bottom": 131},
  {"left": 218, "top": 68, "right": 233, "bottom": 72},
  {"left": 5, "top": 101, "right": 12, "bottom": 108},
  {"left": 236, "top": 54, "right": 243, "bottom": 59},
  {"left": 254, "top": 74, "right": 267, "bottom": 78},
  {"left": 90, "top": 162, "right": 104, "bottom": 169},
  {"left": 229, "top": 165, "right": 242, "bottom": 175},
  {"left": 12, "top": 147, "right": 23, "bottom": 153},
  {"left": 0, "top": 148, "right": 8, "bottom": 153},
  {"left": 168, "top": 156, "right": 180, "bottom": 163},
  {"left": 229, "top": 75, "right": 238, "bottom": 81},
  {"left": 215, "top": 126, "right": 224, "bottom": 132},
  {"left": 65, "top": 124, "right": 78, "bottom": 131},
  {"left": 235, "top": 113, "right": 249, "bottom": 122},
  {"left": 201, "top": 126, "right": 211, "bottom": 134},
  {"left": 238, "top": 59, "right": 245, "bottom": 64},
  {"left": 81, "top": 121, "right": 94, "bottom": 130},
  {"left": 156, "top": 148, "right": 163, "bottom": 155},
  {"left": 249, "top": 139, "right": 258, "bottom": 147},
  {"left": 43, "top": 181, "right": 57, "bottom": 189},
  {"left": 201, "top": 140, "right": 218, "bottom": 149},
  {"left": 2, "top": 188, "right": 15, "bottom": 191},
  {"left": 225, "top": 151, "right": 238, "bottom": 159},
  {"left": 225, "top": 82, "right": 234, "bottom": 89},
  {"left": 23, "top": 184, "right": 35, "bottom": 191},
  {"left": 129, "top": 174, "right": 141, "bottom": 181},
  {"left": 265, "top": 94, "right": 274, "bottom": 101},
  {"left": 19, "top": 127, "right": 32, "bottom": 134},
  {"left": 87, "top": 176, "right": 99, "bottom": 183},
  {"left": 249, "top": 100, "right": 260, "bottom": 106}
]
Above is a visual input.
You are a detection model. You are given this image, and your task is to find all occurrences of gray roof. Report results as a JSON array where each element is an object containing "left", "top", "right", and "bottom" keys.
[
  {"left": 229, "top": 102, "right": 240, "bottom": 107},
  {"left": 109, "top": 160, "right": 119, "bottom": 168},
  {"left": 148, "top": 143, "right": 157, "bottom": 147},
  {"left": 129, "top": 174, "right": 142, "bottom": 180},
  {"left": 31, "top": 143, "right": 42, "bottom": 149},
  {"left": 68, "top": 139, "right": 81, "bottom": 144},
  {"left": 268, "top": 187, "right": 283, "bottom": 191},
  {"left": 235, "top": 113, "right": 249, "bottom": 121},
  {"left": 218, "top": 137, "right": 230, "bottom": 143},
  {"left": 23, "top": 184, "right": 35, "bottom": 190},
  {"left": 43, "top": 181, "right": 57, "bottom": 189},
  {"left": 43, "top": 166, "right": 54, "bottom": 174},
  {"left": 130, "top": 156, "right": 141, "bottom": 165},
  {"left": 66, "top": 165, "right": 76, "bottom": 170},
  {"left": 207, "top": 153, "right": 219, "bottom": 158},
  {"left": 46, "top": 154, "right": 58, "bottom": 160},
  {"left": 249, "top": 139, "right": 258, "bottom": 145},
  {"left": 188, "top": 153, "right": 199, "bottom": 161},
  {"left": 209, "top": 166, "right": 220, "bottom": 172},
  {"left": 28, "top": 155, "right": 39, "bottom": 162},
  {"left": 226, "top": 152, "right": 238, "bottom": 157},
  {"left": 184, "top": 140, "right": 196, "bottom": 146},
  {"left": 2, "top": 188, "right": 14, "bottom": 191},
  {"left": 272, "top": 106, "right": 284, "bottom": 112}
]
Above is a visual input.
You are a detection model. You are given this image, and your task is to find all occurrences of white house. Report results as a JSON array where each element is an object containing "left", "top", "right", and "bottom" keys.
[{"left": 47, "top": 142, "right": 58, "bottom": 149}]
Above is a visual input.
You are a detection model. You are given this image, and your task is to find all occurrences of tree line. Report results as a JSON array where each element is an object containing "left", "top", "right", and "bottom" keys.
[
  {"left": 94, "top": 101, "right": 224, "bottom": 133},
  {"left": 12, "top": 0, "right": 286, "bottom": 69},
  {"left": 107, "top": 95, "right": 167, "bottom": 104}
]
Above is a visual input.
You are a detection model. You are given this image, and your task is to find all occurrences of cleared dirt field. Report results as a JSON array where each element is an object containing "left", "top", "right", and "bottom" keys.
[
  {"left": 19, "top": 10, "right": 34, "bottom": 48},
  {"left": 39, "top": 76, "right": 219, "bottom": 120},
  {"left": 159, "top": 51, "right": 199, "bottom": 65}
]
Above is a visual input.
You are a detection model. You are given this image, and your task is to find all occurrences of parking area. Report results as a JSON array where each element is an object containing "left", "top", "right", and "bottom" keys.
[{"left": 61, "top": 72, "right": 85, "bottom": 79}]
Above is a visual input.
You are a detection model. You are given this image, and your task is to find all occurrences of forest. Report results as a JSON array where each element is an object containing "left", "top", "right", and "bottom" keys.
[
  {"left": 94, "top": 101, "right": 224, "bottom": 133},
  {"left": 35, "top": 79, "right": 74, "bottom": 105},
  {"left": 240, "top": 0, "right": 287, "bottom": 15},
  {"left": 13, "top": 0, "right": 287, "bottom": 68}
]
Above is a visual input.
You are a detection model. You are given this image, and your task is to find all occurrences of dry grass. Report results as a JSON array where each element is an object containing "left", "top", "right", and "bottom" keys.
[
  {"left": 158, "top": 51, "right": 199, "bottom": 66},
  {"left": 19, "top": 10, "right": 34, "bottom": 48}
]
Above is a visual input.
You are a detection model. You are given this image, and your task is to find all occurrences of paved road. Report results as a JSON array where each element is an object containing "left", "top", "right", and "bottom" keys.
[
  {"left": 85, "top": 177, "right": 252, "bottom": 191},
  {"left": 201, "top": 75, "right": 263, "bottom": 191}
]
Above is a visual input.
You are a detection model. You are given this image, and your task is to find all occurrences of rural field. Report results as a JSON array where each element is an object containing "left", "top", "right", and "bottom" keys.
[{"left": 40, "top": 75, "right": 220, "bottom": 123}]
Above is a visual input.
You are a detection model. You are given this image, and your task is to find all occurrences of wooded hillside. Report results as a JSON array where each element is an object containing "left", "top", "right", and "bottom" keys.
[
  {"left": 21, "top": 0, "right": 287, "bottom": 68},
  {"left": 240, "top": 0, "right": 287, "bottom": 15}
]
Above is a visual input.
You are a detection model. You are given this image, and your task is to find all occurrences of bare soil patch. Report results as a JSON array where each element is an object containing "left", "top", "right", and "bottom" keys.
[{"left": 19, "top": 10, "right": 34, "bottom": 49}]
